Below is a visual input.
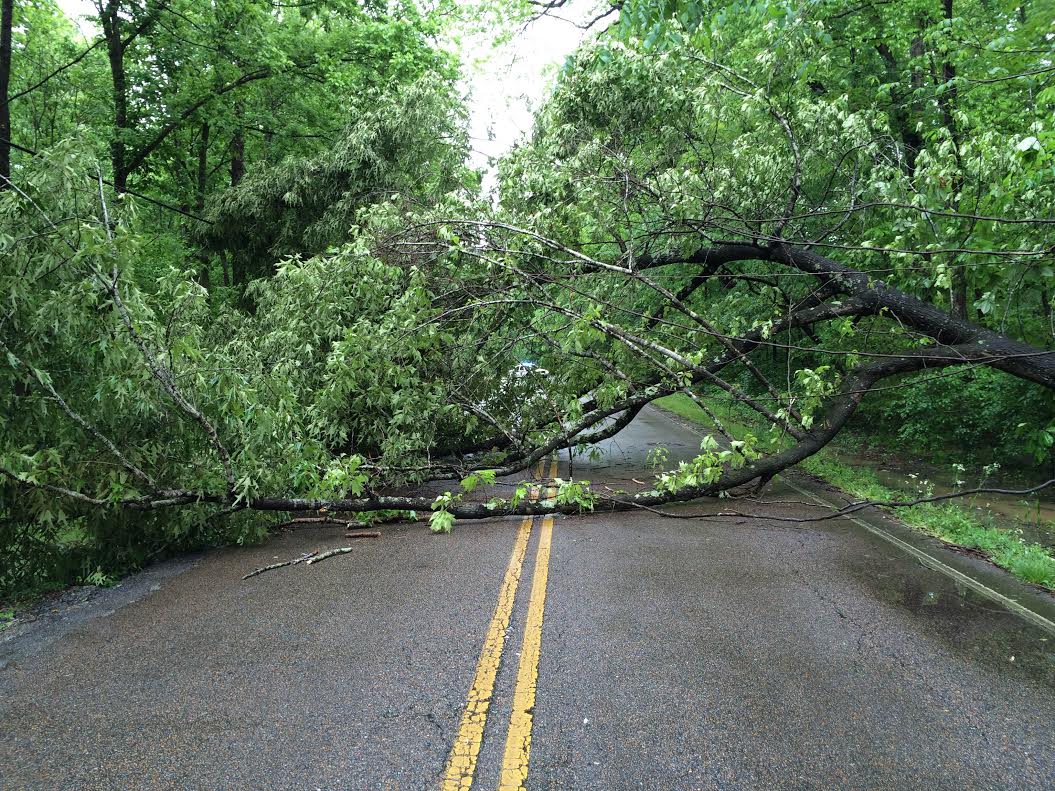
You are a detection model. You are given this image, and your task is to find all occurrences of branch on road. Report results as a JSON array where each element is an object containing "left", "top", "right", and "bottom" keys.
[{"left": 241, "top": 532, "right": 380, "bottom": 579}]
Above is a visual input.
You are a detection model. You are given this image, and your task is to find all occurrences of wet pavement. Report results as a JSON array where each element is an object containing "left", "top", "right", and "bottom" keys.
[{"left": 2, "top": 407, "right": 1054, "bottom": 789}]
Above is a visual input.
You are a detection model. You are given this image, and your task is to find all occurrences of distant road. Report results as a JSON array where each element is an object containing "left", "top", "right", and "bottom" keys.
[{"left": 3, "top": 407, "right": 1054, "bottom": 790}]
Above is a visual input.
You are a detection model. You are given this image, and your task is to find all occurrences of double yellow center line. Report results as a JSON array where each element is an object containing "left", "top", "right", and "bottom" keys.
[{"left": 442, "top": 457, "right": 557, "bottom": 791}]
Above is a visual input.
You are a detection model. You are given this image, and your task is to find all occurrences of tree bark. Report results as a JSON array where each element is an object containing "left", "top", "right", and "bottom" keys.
[
  {"left": 229, "top": 119, "right": 246, "bottom": 285},
  {"left": 195, "top": 121, "right": 211, "bottom": 288},
  {"left": 939, "top": 0, "right": 969, "bottom": 320},
  {"left": 99, "top": 0, "right": 129, "bottom": 192},
  {"left": 196, "top": 121, "right": 209, "bottom": 212},
  {"left": 906, "top": 35, "right": 924, "bottom": 172},
  {"left": 0, "top": 0, "right": 13, "bottom": 187}
]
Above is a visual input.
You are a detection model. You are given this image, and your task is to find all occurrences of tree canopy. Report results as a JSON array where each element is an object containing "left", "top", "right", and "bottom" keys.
[{"left": 2, "top": 0, "right": 1054, "bottom": 593}]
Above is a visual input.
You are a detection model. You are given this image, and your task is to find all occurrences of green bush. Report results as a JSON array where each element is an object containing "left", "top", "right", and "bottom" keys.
[{"left": 853, "top": 368, "right": 1055, "bottom": 467}]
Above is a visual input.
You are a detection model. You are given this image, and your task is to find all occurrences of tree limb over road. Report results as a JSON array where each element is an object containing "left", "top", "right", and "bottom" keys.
[{"left": 2, "top": 0, "right": 1053, "bottom": 590}]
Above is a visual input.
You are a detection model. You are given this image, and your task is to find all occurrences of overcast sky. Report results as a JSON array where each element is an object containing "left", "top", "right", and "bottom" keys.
[
  {"left": 462, "top": 2, "right": 596, "bottom": 179},
  {"left": 54, "top": 0, "right": 598, "bottom": 187}
]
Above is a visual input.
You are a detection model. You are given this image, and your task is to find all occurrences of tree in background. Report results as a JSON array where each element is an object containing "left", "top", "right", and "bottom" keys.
[
  {"left": 1, "top": 0, "right": 1054, "bottom": 593},
  {"left": 1, "top": 0, "right": 12, "bottom": 186}
]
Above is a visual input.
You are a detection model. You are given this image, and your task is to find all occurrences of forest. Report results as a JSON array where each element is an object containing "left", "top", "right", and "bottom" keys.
[{"left": 2, "top": 0, "right": 1054, "bottom": 596}]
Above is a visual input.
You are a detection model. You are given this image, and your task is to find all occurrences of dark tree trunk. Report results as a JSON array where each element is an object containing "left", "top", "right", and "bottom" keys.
[
  {"left": 230, "top": 127, "right": 244, "bottom": 187},
  {"left": 940, "top": 0, "right": 968, "bottom": 321},
  {"left": 196, "top": 121, "right": 210, "bottom": 286},
  {"left": 0, "top": 0, "right": 13, "bottom": 187},
  {"left": 905, "top": 35, "right": 925, "bottom": 172},
  {"left": 229, "top": 120, "right": 245, "bottom": 285},
  {"left": 196, "top": 121, "right": 209, "bottom": 212},
  {"left": 950, "top": 269, "right": 969, "bottom": 320},
  {"left": 100, "top": 0, "right": 129, "bottom": 192},
  {"left": 941, "top": 1, "right": 958, "bottom": 121},
  {"left": 874, "top": 40, "right": 925, "bottom": 175}
]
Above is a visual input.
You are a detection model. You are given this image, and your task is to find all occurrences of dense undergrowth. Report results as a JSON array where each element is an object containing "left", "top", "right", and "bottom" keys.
[{"left": 850, "top": 368, "right": 1055, "bottom": 471}]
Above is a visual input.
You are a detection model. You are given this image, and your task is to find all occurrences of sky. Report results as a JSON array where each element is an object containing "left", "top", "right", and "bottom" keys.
[
  {"left": 56, "top": 0, "right": 97, "bottom": 38},
  {"left": 460, "top": 2, "right": 597, "bottom": 179},
  {"left": 55, "top": 0, "right": 599, "bottom": 187}
]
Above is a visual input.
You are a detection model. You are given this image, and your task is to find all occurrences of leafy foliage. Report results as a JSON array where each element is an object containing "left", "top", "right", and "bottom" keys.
[{"left": 2, "top": 0, "right": 1054, "bottom": 596}]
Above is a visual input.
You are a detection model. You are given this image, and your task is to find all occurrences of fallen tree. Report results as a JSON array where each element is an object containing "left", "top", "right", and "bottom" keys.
[
  {"left": 4, "top": 199, "right": 1053, "bottom": 525},
  {"left": 3, "top": 4, "right": 1054, "bottom": 589}
]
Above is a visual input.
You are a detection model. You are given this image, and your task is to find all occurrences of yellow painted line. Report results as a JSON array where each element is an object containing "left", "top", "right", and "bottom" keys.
[
  {"left": 442, "top": 515, "right": 533, "bottom": 790},
  {"left": 498, "top": 514, "right": 554, "bottom": 790},
  {"left": 442, "top": 454, "right": 558, "bottom": 790}
]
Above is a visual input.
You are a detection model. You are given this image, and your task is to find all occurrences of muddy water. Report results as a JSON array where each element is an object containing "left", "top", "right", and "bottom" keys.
[{"left": 826, "top": 445, "right": 1055, "bottom": 547}]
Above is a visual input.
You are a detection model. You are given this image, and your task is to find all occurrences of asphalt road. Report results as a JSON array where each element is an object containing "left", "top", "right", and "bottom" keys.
[{"left": 2, "top": 407, "right": 1054, "bottom": 790}]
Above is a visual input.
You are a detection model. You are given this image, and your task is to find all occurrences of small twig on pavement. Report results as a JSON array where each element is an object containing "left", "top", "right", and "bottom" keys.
[
  {"left": 242, "top": 532, "right": 379, "bottom": 578},
  {"left": 306, "top": 546, "right": 356, "bottom": 565},
  {"left": 274, "top": 516, "right": 359, "bottom": 529},
  {"left": 242, "top": 551, "right": 318, "bottom": 579}
]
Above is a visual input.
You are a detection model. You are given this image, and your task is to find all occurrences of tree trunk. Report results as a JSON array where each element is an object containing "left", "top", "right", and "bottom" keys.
[
  {"left": 940, "top": 0, "right": 968, "bottom": 320},
  {"left": 230, "top": 126, "right": 244, "bottom": 188},
  {"left": 100, "top": 0, "right": 129, "bottom": 192},
  {"left": 196, "top": 121, "right": 210, "bottom": 287},
  {"left": 0, "top": 0, "right": 13, "bottom": 187},
  {"left": 229, "top": 119, "right": 245, "bottom": 285},
  {"left": 950, "top": 268, "right": 968, "bottom": 320},
  {"left": 905, "top": 35, "right": 924, "bottom": 173},
  {"left": 196, "top": 121, "right": 209, "bottom": 212}
]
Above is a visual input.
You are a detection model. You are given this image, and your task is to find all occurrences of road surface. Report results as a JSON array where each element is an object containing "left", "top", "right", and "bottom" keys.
[{"left": 2, "top": 407, "right": 1054, "bottom": 790}]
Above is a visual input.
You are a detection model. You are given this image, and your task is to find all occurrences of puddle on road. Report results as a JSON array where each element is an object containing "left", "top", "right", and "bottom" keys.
[{"left": 841, "top": 538, "right": 1055, "bottom": 686}]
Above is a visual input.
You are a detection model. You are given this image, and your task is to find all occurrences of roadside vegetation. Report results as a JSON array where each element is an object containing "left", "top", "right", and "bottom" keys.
[
  {"left": 657, "top": 393, "right": 1055, "bottom": 589},
  {"left": 2, "top": 0, "right": 1055, "bottom": 599}
]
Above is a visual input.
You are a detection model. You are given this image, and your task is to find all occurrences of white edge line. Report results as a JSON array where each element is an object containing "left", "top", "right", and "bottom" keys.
[
  {"left": 780, "top": 477, "right": 1055, "bottom": 638},
  {"left": 659, "top": 407, "right": 1055, "bottom": 637}
]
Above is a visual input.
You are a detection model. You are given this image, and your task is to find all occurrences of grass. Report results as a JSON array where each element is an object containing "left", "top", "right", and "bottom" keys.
[
  {"left": 654, "top": 393, "right": 1055, "bottom": 591},
  {"left": 656, "top": 393, "right": 775, "bottom": 449}
]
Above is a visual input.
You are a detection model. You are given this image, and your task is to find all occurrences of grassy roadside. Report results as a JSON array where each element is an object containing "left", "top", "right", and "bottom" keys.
[{"left": 654, "top": 393, "right": 1055, "bottom": 591}]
